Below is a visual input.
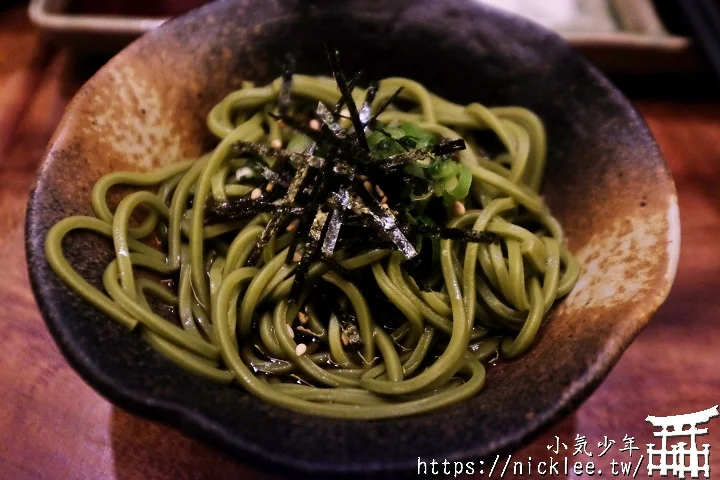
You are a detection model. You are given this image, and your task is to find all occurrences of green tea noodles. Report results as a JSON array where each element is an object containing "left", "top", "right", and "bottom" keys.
[{"left": 45, "top": 60, "right": 579, "bottom": 419}]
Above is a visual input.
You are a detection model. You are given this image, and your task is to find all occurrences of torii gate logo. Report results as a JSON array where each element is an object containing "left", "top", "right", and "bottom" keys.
[{"left": 646, "top": 405, "right": 719, "bottom": 478}]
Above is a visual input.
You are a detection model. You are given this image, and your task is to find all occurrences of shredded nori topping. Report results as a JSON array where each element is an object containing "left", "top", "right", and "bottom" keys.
[
  {"left": 377, "top": 139, "right": 467, "bottom": 171},
  {"left": 278, "top": 53, "right": 295, "bottom": 116},
  {"left": 207, "top": 49, "right": 500, "bottom": 300},
  {"left": 325, "top": 44, "right": 369, "bottom": 152}
]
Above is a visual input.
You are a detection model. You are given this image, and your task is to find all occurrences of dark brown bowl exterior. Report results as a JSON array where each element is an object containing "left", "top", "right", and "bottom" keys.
[{"left": 25, "top": 0, "right": 679, "bottom": 477}]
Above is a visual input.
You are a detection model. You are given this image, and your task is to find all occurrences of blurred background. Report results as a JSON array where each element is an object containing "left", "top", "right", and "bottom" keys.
[{"left": 14, "top": 0, "right": 720, "bottom": 94}]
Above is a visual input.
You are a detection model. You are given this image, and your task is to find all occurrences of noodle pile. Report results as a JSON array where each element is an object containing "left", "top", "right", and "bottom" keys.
[{"left": 45, "top": 73, "right": 579, "bottom": 419}]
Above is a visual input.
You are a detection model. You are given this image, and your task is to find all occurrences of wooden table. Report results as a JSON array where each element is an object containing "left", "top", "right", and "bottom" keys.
[{"left": 2, "top": 7, "right": 719, "bottom": 479}]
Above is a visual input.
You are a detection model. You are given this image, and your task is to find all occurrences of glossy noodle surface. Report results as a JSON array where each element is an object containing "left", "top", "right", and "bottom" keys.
[{"left": 45, "top": 74, "right": 579, "bottom": 419}]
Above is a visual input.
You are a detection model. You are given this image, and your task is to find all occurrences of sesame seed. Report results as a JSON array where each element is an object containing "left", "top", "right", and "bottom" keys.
[
  {"left": 293, "top": 251, "right": 302, "bottom": 263},
  {"left": 286, "top": 324, "right": 294, "bottom": 339},
  {"left": 309, "top": 119, "right": 321, "bottom": 131},
  {"left": 298, "top": 312, "right": 308, "bottom": 324},
  {"left": 363, "top": 181, "right": 373, "bottom": 192},
  {"left": 270, "top": 139, "right": 282, "bottom": 149},
  {"left": 375, "top": 185, "right": 385, "bottom": 197},
  {"left": 380, "top": 203, "right": 389, "bottom": 210},
  {"left": 250, "top": 188, "right": 262, "bottom": 200},
  {"left": 266, "top": 182, "right": 275, "bottom": 192},
  {"left": 340, "top": 108, "right": 350, "bottom": 117},
  {"left": 295, "top": 343, "right": 307, "bottom": 356},
  {"left": 235, "top": 167, "right": 253, "bottom": 181},
  {"left": 286, "top": 218, "right": 300, "bottom": 232},
  {"left": 380, "top": 196, "right": 388, "bottom": 205},
  {"left": 454, "top": 201, "right": 466, "bottom": 216},
  {"left": 341, "top": 333, "right": 350, "bottom": 346}
]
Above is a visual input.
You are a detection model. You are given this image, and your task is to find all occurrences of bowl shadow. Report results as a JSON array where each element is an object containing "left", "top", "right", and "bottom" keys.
[{"left": 110, "top": 407, "right": 278, "bottom": 480}]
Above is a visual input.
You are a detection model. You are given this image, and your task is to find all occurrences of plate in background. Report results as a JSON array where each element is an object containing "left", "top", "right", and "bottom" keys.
[{"left": 29, "top": 0, "right": 700, "bottom": 74}]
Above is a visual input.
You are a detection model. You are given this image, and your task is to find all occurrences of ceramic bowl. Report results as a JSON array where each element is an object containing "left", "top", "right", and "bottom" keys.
[{"left": 26, "top": 0, "right": 680, "bottom": 476}]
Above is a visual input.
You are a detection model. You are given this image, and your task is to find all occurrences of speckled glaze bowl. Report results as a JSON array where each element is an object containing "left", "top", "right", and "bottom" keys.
[{"left": 26, "top": 0, "right": 680, "bottom": 477}]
